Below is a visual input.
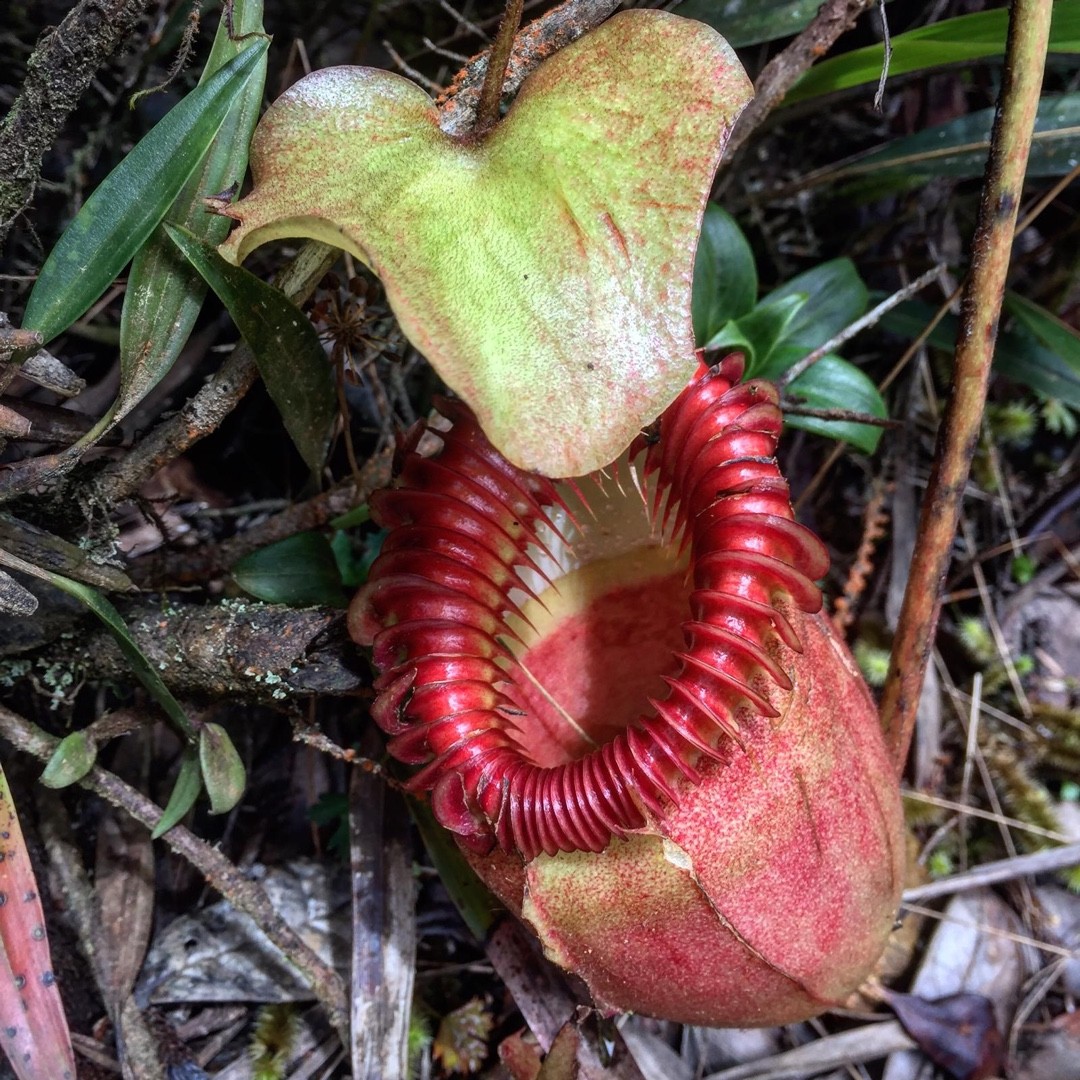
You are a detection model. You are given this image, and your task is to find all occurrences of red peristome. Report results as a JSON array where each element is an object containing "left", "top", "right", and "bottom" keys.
[
  {"left": 350, "top": 354, "right": 827, "bottom": 859},
  {"left": 350, "top": 355, "right": 905, "bottom": 1025}
]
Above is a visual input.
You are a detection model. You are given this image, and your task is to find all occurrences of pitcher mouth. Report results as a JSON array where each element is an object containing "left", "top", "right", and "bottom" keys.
[{"left": 349, "top": 355, "right": 829, "bottom": 860}]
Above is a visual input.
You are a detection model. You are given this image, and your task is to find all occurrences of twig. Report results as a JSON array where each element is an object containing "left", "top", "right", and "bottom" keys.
[
  {"left": 779, "top": 404, "right": 900, "bottom": 428},
  {"left": 437, "top": 0, "right": 620, "bottom": 136},
  {"left": 26, "top": 601, "right": 364, "bottom": 702},
  {"left": 777, "top": 265, "right": 943, "bottom": 388},
  {"left": 382, "top": 40, "right": 444, "bottom": 93},
  {"left": 878, "top": 0, "right": 1053, "bottom": 773},
  {"left": 0, "top": 703, "right": 351, "bottom": 1045},
  {"left": 0, "top": 0, "right": 156, "bottom": 245},
  {"left": 128, "top": 447, "right": 393, "bottom": 587},
  {"left": 899, "top": 899, "right": 1077, "bottom": 959},
  {"left": 873, "top": 0, "right": 892, "bottom": 112},
  {"left": 703, "top": 1021, "right": 915, "bottom": 1080},
  {"left": 724, "top": 0, "right": 877, "bottom": 161},
  {"left": 903, "top": 841, "right": 1080, "bottom": 903},
  {"left": 438, "top": 0, "right": 489, "bottom": 41}
]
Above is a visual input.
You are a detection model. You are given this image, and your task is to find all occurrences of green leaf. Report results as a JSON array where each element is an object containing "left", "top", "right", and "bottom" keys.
[
  {"left": 329, "top": 530, "right": 370, "bottom": 589},
  {"left": 828, "top": 94, "right": 1080, "bottom": 193},
  {"left": 749, "top": 339, "right": 808, "bottom": 382},
  {"left": 22, "top": 39, "right": 269, "bottom": 345},
  {"left": 164, "top": 224, "right": 336, "bottom": 473},
  {"left": 692, "top": 204, "right": 757, "bottom": 347},
  {"left": 329, "top": 504, "right": 371, "bottom": 530},
  {"left": 1004, "top": 291, "right": 1080, "bottom": 377},
  {"left": 199, "top": 723, "right": 247, "bottom": 815},
  {"left": 784, "top": 355, "right": 886, "bottom": 453},
  {"left": 153, "top": 750, "right": 202, "bottom": 838},
  {"left": 233, "top": 532, "right": 347, "bottom": 607},
  {"left": 35, "top": 573, "right": 196, "bottom": 742},
  {"left": 763, "top": 258, "right": 868, "bottom": 351},
  {"left": 40, "top": 731, "right": 98, "bottom": 789},
  {"left": 218, "top": 10, "right": 753, "bottom": 476},
  {"left": 787, "top": 6, "right": 1080, "bottom": 106},
  {"left": 708, "top": 293, "right": 804, "bottom": 372},
  {"left": 677, "top": 0, "right": 829, "bottom": 48},
  {"left": 109, "top": 0, "right": 267, "bottom": 452},
  {"left": 883, "top": 299, "right": 1080, "bottom": 409}
]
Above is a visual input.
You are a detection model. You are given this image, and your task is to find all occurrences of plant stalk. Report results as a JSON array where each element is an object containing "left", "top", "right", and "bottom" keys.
[
  {"left": 878, "top": 0, "right": 1053, "bottom": 772},
  {"left": 474, "top": 0, "right": 524, "bottom": 134}
]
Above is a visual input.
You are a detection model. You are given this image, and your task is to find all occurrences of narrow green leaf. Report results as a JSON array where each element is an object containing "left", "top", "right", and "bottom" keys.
[
  {"left": 164, "top": 223, "right": 336, "bottom": 473},
  {"left": 409, "top": 797, "right": 502, "bottom": 941},
  {"left": 828, "top": 94, "right": 1080, "bottom": 193},
  {"left": 704, "top": 323, "right": 756, "bottom": 364},
  {"left": 153, "top": 751, "right": 202, "bottom": 838},
  {"left": 113, "top": 1, "right": 268, "bottom": 453},
  {"left": 233, "top": 532, "right": 347, "bottom": 607},
  {"left": 40, "top": 731, "right": 98, "bottom": 789},
  {"left": 29, "top": 569, "right": 196, "bottom": 743},
  {"left": 1005, "top": 292, "right": 1080, "bottom": 377},
  {"left": 764, "top": 258, "right": 868, "bottom": 351},
  {"left": 199, "top": 723, "right": 247, "bottom": 815},
  {"left": 22, "top": 39, "right": 269, "bottom": 344},
  {"left": 692, "top": 204, "right": 757, "bottom": 347},
  {"left": 883, "top": 299, "right": 1080, "bottom": 410},
  {"left": 787, "top": 6, "right": 1080, "bottom": 105},
  {"left": 784, "top": 355, "right": 886, "bottom": 453},
  {"left": 677, "top": 0, "right": 829, "bottom": 48}
]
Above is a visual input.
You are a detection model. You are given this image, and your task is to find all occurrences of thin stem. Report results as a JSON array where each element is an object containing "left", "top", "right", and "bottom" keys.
[
  {"left": 776, "top": 264, "right": 943, "bottom": 388},
  {"left": 474, "top": 0, "right": 524, "bottom": 134},
  {"left": 438, "top": 0, "right": 619, "bottom": 137},
  {"left": 878, "top": 0, "right": 1053, "bottom": 773}
]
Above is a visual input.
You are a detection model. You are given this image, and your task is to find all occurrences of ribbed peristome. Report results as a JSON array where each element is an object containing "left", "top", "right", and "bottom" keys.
[{"left": 349, "top": 356, "right": 830, "bottom": 860}]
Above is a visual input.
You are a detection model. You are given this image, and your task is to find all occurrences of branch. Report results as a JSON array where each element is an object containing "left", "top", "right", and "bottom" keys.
[
  {"left": 878, "top": 0, "right": 1053, "bottom": 771},
  {"left": 724, "top": 0, "right": 875, "bottom": 160},
  {"left": 0, "top": 0, "right": 155, "bottom": 246},
  {"left": 128, "top": 448, "right": 393, "bottom": 588},
  {"left": 24, "top": 600, "right": 363, "bottom": 702}
]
